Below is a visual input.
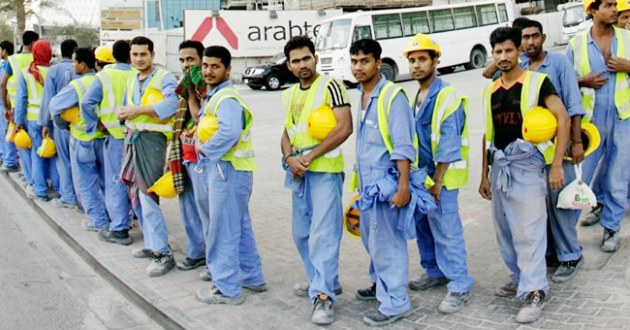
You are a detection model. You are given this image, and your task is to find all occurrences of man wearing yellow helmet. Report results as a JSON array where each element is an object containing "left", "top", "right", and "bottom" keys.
[
  {"left": 94, "top": 45, "right": 114, "bottom": 72},
  {"left": 617, "top": 0, "right": 630, "bottom": 28},
  {"left": 479, "top": 27, "right": 570, "bottom": 324},
  {"left": 404, "top": 33, "right": 474, "bottom": 315}
]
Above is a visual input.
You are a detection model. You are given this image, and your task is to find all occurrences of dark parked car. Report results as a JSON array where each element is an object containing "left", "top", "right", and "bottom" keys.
[{"left": 242, "top": 53, "right": 298, "bottom": 90}]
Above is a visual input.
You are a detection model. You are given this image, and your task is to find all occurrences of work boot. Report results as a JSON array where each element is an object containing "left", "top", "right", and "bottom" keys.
[
  {"left": 495, "top": 281, "right": 517, "bottom": 297},
  {"left": 196, "top": 286, "right": 244, "bottom": 305},
  {"left": 515, "top": 290, "right": 545, "bottom": 324},
  {"left": 131, "top": 248, "right": 154, "bottom": 259},
  {"left": 0, "top": 164, "right": 18, "bottom": 173},
  {"left": 81, "top": 219, "right": 107, "bottom": 232},
  {"left": 146, "top": 253, "right": 175, "bottom": 277},
  {"left": 581, "top": 203, "right": 603, "bottom": 226},
  {"left": 602, "top": 228, "right": 620, "bottom": 252},
  {"left": 355, "top": 283, "right": 377, "bottom": 301},
  {"left": 293, "top": 282, "right": 342, "bottom": 297},
  {"left": 362, "top": 309, "right": 411, "bottom": 327},
  {"left": 551, "top": 257, "right": 583, "bottom": 283},
  {"left": 199, "top": 270, "right": 212, "bottom": 281},
  {"left": 98, "top": 229, "right": 133, "bottom": 246},
  {"left": 176, "top": 257, "right": 205, "bottom": 271},
  {"left": 438, "top": 291, "right": 470, "bottom": 314},
  {"left": 311, "top": 296, "right": 334, "bottom": 325},
  {"left": 242, "top": 282, "right": 267, "bottom": 292},
  {"left": 408, "top": 274, "right": 448, "bottom": 291}
]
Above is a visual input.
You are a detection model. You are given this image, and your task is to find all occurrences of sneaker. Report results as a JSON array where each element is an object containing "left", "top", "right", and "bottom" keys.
[
  {"left": 293, "top": 282, "right": 342, "bottom": 297},
  {"left": 199, "top": 270, "right": 212, "bottom": 281},
  {"left": 311, "top": 297, "right": 334, "bottom": 325},
  {"left": 355, "top": 283, "right": 377, "bottom": 301},
  {"left": 73, "top": 204, "right": 85, "bottom": 214},
  {"left": 146, "top": 253, "right": 175, "bottom": 277},
  {"left": 602, "top": 228, "right": 620, "bottom": 252},
  {"left": 408, "top": 275, "right": 448, "bottom": 291},
  {"left": 362, "top": 309, "right": 411, "bottom": 327},
  {"left": 25, "top": 186, "right": 37, "bottom": 199},
  {"left": 34, "top": 195, "right": 49, "bottom": 202},
  {"left": 545, "top": 254, "right": 560, "bottom": 268},
  {"left": 242, "top": 283, "right": 267, "bottom": 292},
  {"left": 49, "top": 198, "right": 78, "bottom": 209},
  {"left": 495, "top": 281, "right": 517, "bottom": 297},
  {"left": 515, "top": 290, "right": 545, "bottom": 324},
  {"left": 81, "top": 219, "right": 107, "bottom": 232},
  {"left": 196, "top": 286, "right": 244, "bottom": 305},
  {"left": 581, "top": 203, "right": 603, "bottom": 226},
  {"left": 438, "top": 291, "right": 470, "bottom": 314},
  {"left": 131, "top": 248, "right": 154, "bottom": 259},
  {"left": 176, "top": 257, "right": 206, "bottom": 270},
  {"left": 0, "top": 164, "right": 18, "bottom": 173},
  {"left": 98, "top": 229, "right": 133, "bottom": 246},
  {"left": 551, "top": 257, "right": 583, "bottom": 283}
]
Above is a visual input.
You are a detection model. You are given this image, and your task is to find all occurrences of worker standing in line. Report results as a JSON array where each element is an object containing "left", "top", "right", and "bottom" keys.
[
  {"left": 193, "top": 46, "right": 266, "bottom": 305},
  {"left": 0, "top": 40, "right": 18, "bottom": 173},
  {"left": 118, "top": 36, "right": 178, "bottom": 277},
  {"left": 404, "top": 34, "right": 475, "bottom": 314},
  {"left": 567, "top": 0, "right": 630, "bottom": 252},
  {"left": 479, "top": 27, "right": 570, "bottom": 324},
  {"left": 14, "top": 39, "right": 59, "bottom": 202},
  {"left": 40, "top": 39, "right": 79, "bottom": 209},
  {"left": 280, "top": 36, "right": 352, "bottom": 325},
  {"left": 82, "top": 41, "right": 136, "bottom": 246}
]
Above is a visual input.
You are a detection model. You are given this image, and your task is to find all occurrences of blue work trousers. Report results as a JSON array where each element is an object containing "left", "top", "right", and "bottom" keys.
[
  {"left": 415, "top": 188, "right": 474, "bottom": 294},
  {"left": 17, "top": 126, "right": 33, "bottom": 186},
  {"left": 103, "top": 136, "right": 132, "bottom": 231},
  {"left": 28, "top": 121, "right": 58, "bottom": 197},
  {"left": 205, "top": 160, "right": 265, "bottom": 299},
  {"left": 133, "top": 190, "right": 170, "bottom": 254},
  {"left": 70, "top": 137, "right": 108, "bottom": 228},
  {"left": 53, "top": 126, "right": 77, "bottom": 204},
  {"left": 0, "top": 111, "right": 18, "bottom": 167},
  {"left": 178, "top": 162, "right": 206, "bottom": 260}
]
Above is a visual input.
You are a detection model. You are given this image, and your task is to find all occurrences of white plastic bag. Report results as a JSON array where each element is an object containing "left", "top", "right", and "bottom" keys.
[{"left": 557, "top": 164, "right": 597, "bottom": 209}]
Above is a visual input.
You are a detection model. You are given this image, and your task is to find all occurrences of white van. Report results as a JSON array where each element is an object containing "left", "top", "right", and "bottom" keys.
[{"left": 559, "top": 2, "right": 593, "bottom": 44}]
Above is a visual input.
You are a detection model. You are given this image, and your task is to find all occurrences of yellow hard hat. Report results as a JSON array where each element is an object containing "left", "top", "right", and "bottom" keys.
[
  {"left": 61, "top": 106, "right": 80, "bottom": 124},
  {"left": 618, "top": 0, "right": 630, "bottom": 13},
  {"left": 584, "top": 0, "right": 597, "bottom": 13},
  {"left": 5, "top": 121, "right": 16, "bottom": 142},
  {"left": 343, "top": 194, "right": 361, "bottom": 238},
  {"left": 94, "top": 46, "right": 114, "bottom": 64},
  {"left": 198, "top": 115, "right": 219, "bottom": 143},
  {"left": 307, "top": 105, "right": 337, "bottom": 141},
  {"left": 147, "top": 171, "right": 177, "bottom": 199},
  {"left": 522, "top": 106, "right": 558, "bottom": 144},
  {"left": 403, "top": 33, "right": 441, "bottom": 58},
  {"left": 36, "top": 135, "right": 56, "bottom": 158},
  {"left": 562, "top": 122, "right": 601, "bottom": 160},
  {"left": 141, "top": 88, "right": 164, "bottom": 106},
  {"left": 14, "top": 129, "right": 31, "bottom": 149}
]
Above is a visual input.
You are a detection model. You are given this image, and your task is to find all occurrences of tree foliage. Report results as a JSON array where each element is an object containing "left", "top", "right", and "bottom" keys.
[{"left": 0, "top": 0, "right": 58, "bottom": 37}]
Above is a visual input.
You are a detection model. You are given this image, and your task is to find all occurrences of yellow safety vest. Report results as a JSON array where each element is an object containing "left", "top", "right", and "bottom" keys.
[
  {"left": 70, "top": 75, "right": 107, "bottom": 142},
  {"left": 282, "top": 75, "right": 344, "bottom": 173},
  {"left": 202, "top": 86, "right": 256, "bottom": 172},
  {"left": 483, "top": 70, "right": 555, "bottom": 164},
  {"left": 125, "top": 68, "right": 175, "bottom": 140},
  {"left": 569, "top": 26, "right": 630, "bottom": 122},
  {"left": 22, "top": 66, "right": 48, "bottom": 122},
  {"left": 430, "top": 86, "right": 469, "bottom": 190},
  {"left": 97, "top": 65, "right": 136, "bottom": 139},
  {"left": 7, "top": 53, "right": 33, "bottom": 108}
]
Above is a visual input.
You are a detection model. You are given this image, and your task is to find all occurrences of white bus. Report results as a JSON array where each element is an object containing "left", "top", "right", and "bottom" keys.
[
  {"left": 315, "top": 0, "right": 515, "bottom": 84},
  {"left": 559, "top": 2, "right": 592, "bottom": 45}
]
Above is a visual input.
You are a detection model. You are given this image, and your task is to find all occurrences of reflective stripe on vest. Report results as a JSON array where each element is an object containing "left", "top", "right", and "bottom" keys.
[
  {"left": 70, "top": 75, "right": 106, "bottom": 142},
  {"left": 483, "top": 70, "right": 555, "bottom": 164},
  {"left": 570, "top": 27, "right": 630, "bottom": 122},
  {"left": 431, "top": 86, "right": 469, "bottom": 189},
  {"left": 7, "top": 53, "right": 33, "bottom": 108},
  {"left": 22, "top": 66, "right": 48, "bottom": 121},
  {"left": 282, "top": 75, "right": 344, "bottom": 173},
  {"left": 125, "top": 68, "right": 174, "bottom": 140},
  {"left": 203, "top": 86, "right": 257, "bottom": 172},
  {"left": 97, "top": 67, "right": 135, "bottom": 139}
]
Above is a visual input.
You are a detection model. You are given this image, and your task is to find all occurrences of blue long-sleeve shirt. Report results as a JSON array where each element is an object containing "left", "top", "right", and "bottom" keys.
[
  {"left": 49, "top": 72, "right": 96, "bottom": 127},
  {"left": 198, "top": 80, "right": 244, "bottom": 163},
  {"left": 123, "top": 66, "right": 178, "bottom": 120},
  {"left": 39, "top": 59, "right": 77, "bottom": 126},
  {"left": 521, "top": 51, "right": 585, "bottom": 118},
  {"left": 82, "top": 63, "right": 133, "bottom": 134},
  {"left": 356, "top": 76, "right": 416, "bottom": 186},
  {"left": 413, "top": 77, "right": 465, "bottom": 176}
]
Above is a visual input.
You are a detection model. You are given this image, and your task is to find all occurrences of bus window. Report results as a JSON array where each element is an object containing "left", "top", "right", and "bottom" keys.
[
  {"left": 430, "top": 9, "right": 455, "bottom": 33},
  {"left": 373, "top": 14, "right": 403, "bottom": 39},
  {"left": 402, "top": 12, "right": 430, "bottom": 35},
  {"left": 353, "top": 26, "right": 373, "bottom": 42},
  {"left": 498, "top": 3, "right": 509, "bottom": 22},
  {"left": 454, "top": 7, "right": 477, "bottom": 29},
  {"left": 477, "top": 4, "right": 498, "bottom": 25},
  {"left": 315, "top": 19, "right": 352, "bottom": 51}
]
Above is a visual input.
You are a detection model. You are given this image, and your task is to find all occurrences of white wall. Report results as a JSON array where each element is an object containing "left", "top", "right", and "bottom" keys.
[{"left": 525, "top": 11, "right": 565, "bottom": 47}]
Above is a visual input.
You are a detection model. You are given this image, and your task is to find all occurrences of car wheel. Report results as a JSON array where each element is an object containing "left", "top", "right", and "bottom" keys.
[
  {"left": 249, "top": 84, "right": 262, "bottom": 90},
  {"left": 379, "top": 62, "right": 397, "bottom": 82},
  {"left": 265, "top": 74, "right": 282, "bottom": 90},
  {"left": 464, "top": 48, "right": 486, "bottom": 70}
]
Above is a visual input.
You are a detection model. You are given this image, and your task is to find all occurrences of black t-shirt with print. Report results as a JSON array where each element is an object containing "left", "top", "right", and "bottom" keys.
[{"left": 491, "top": 76, "right": 557, "bottom": 150}]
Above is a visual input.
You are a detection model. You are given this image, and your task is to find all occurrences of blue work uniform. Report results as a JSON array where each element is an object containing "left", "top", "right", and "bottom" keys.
[
  {"left": 198, "top": 80, "right": 265, "bottom": 299},
  {"left": 413, "top": 77, "right": 475, "bottom": 294},
  {"left": 40, "top": 58, "right": 78, "bottom": 205},
  {"left": 1, "top": 61, "right": 18, "bottom": 168},
  {"left": 50, "top": 72, "right": 109, "bottom": 228},
  {"left": 356, "top": 76, "right": 416, "bottom": 316},
  {"left": 566, "top": 32, "right": 630, "bottom": 233}
]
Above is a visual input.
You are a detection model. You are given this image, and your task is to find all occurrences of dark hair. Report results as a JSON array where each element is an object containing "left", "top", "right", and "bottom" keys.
[
  {"left": 112, "top": 40, "right": 130, "bottom": 63},
  {"left": 0, "top": 40, "right": 14, "bottom": 55},
  {"left": 521, "top": 19, "right": 544, "bottom": 34},
  {"left": 130, "top": 36, "right": 153, "bottom": 52},
  {"left": 74, "top": 47, "right": 95, "bottom": 70},
  {"left": 203, "top": 46, "right": 231, "bottom": 67},
  {"left": 589, "top": 0, "right": 603, "bottom": 12},
  {"left": 22, "top": 31, "right": 39, "bottom": 46},
  {"left": 60, "top": 39, "right": 78, "bottom": 58},
  {"left": 511, "top": 17, "right": 531, "bottom": 32},
  {"left": 349, "top": 38, "right": 382, "bottom": 60},
  {"left": 490, "top": 27, "right": 522, "bottom": 49},
  {"left": 284, "top": 35, "right": 315, "bottom": 60},
  {"left": 179, "top": 40, "right": 204, "bottom": 59}
]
